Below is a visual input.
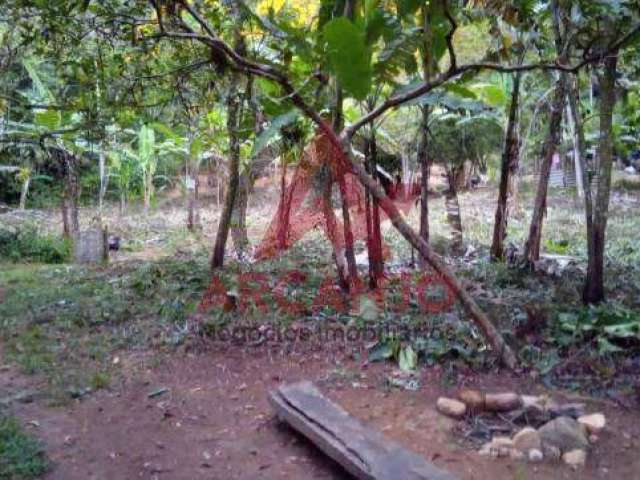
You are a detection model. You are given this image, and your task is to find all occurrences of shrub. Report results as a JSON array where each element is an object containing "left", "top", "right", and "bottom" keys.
[{"left": 0, "top": 225, "right": 71, "bottom": 263}]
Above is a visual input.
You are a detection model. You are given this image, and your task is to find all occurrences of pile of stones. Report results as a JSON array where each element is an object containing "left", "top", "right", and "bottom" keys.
[{"left": 436, "top": 390, "right": 606, "bottom": 468}]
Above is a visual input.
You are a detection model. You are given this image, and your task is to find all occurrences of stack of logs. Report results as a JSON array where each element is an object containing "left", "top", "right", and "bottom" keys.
[{"left": 436, "top": 389, "right": 606, "bottom": 468}]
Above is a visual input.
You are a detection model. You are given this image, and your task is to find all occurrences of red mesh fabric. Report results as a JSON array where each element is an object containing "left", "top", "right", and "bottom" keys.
[
  {"left": 200, "top": 125, "right": 421, "bottom": 313},
  {"left": 255, "top": 130, "right": 418, "bottom": 260}
]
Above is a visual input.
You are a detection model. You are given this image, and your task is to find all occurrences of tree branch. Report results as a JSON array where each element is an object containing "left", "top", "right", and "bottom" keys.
[{"left": 443, "top": 0, "right": 458, "bottom": 73}]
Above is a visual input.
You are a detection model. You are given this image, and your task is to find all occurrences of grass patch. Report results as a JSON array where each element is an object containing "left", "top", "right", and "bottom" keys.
[
  {"left": 0, "top": 257, "right": 210, "bottom": 402},
  {"left": 0, "top": 416, "right": 49, "bottom": 479}
]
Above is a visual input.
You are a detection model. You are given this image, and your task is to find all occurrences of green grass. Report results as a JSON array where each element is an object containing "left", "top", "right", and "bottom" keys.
[
  {"left": 0, "top": 416, "right": 49, "bottom": 480},
  {"left": 0, "top": 257, "right": 210, "bottom": 402}
]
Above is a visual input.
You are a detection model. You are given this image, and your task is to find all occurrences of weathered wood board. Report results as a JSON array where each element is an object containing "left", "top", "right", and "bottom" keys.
[{"left": 269, "top": 381, "right": 457, "bottom": 480}]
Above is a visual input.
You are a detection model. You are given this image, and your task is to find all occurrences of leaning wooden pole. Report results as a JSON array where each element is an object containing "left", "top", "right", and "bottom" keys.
[{"left": 316, "top": 123, "right": 518, "bottom": 370}]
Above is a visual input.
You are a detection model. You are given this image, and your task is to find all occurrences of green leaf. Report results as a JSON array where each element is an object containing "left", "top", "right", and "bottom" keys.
[
  {"left": 368, "top": 337, "right": 399, "bottom": 362},
  {"left": 357, "top": 296, "right": 380, "bottom": 322},
  {"left": 398, "top": 345, "right": 418, "bottom": 372},
  {"left": 190, "top": 137, "right": 204, "bottom": 158},
  {"left": 251, "top": 110, "right": 299, "bottom": 157},
  {"left": 469, "top": 83, "right": 509, "bottom": 107},
  {"left": 34, "top": 109, "right": 61, "bottom": 130},
  {"left": 22, "top": 58, "right": 55, "bottom": 103},
  {"left": 138, "top": 125, "right": 156, "bottom": 166},
  {"left": 597, "top": 338, "right": 623, "bottom": 354},
  {"left": 323, "top": 18, "right": 372, "bottom": 100}
]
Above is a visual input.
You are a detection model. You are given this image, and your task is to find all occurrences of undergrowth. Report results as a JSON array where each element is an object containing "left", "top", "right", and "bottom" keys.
[
  {"left": 0, "top": 416, "right": 49, "bottom": 480},
  {"left": 0, "top": 225, "right": 70, "bottom": 263}
]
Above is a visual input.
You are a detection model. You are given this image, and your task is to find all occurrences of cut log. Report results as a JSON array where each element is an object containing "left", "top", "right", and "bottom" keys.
[{"left": 270, "top": 381, "right": 457, "bottom": 480}]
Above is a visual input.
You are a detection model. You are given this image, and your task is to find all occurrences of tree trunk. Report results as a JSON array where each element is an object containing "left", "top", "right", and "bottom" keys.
[
  {"left": 445, "top": 171, "right": 463, "bottom": 255},
  {"left": 19, "top": 174, "right": 30, "bottom": 210},
  {"left": 230, "top": 172, "right": 250, "bottom": 254},
  {"left": 568, "top": 74, "right": 597, "bottom": 302},
  {"left": 332, "top": 64, "right": 358, "bottom": 286},
  {"left": 53, "top": 148, "right": 80, "bottom": 238},
  {"left": 98, "top": 150, "right": 107, "bottom": 213},
  {"left": 211, "top": 80, "right": 241, "bottom": 270},
  {"left": 566, "top": 98, "right": 585, "bottom": 198},
  {"left": 61, "top": 195, "right": 71, "bottom": 238},
  {"left": 522, "top": 0, "right": 569, "bottom": 265},
  {"left": 322, "top": 168, "right": 349, "bottom": 292},
  {"left": 364, "top": 130, "right": 384, "bottom": 286},
  {"left": 583, "top": 52, "right": 617, "bottom": 304},
  {"left": 186, "top": 166, "right": 200, "bottom": 231},
  {"left": 491, "top": 71, "right": 522, "bottom": 260},
  {"left": 338, "top": 173, "right": 359, "bottom": 285},
  {"left": 522, "top": 73, "right": 567, "bottom": 265},
  {"left": 418, "top": 105, "right": 431, "bottom": 266}
]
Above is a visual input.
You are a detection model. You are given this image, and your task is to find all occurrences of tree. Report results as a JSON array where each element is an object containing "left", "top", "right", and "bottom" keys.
[
  {"left": 211, "top": 5, "right": 245, "bottom": 270},
  {"left": 522, "top": 0, "right": 570, "bottom": 265},
  {"left": 491, "top": 70, "right": 523, "bottom": 260}
]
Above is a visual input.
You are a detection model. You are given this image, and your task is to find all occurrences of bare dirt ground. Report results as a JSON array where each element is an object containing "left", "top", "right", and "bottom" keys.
[{"left": 2, "top": 343, "right": 639, "bottom": 480}]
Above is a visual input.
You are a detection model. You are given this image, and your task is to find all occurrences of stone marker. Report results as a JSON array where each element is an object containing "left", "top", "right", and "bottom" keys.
[{"left": 74, "top": 227, "right": 108, "bottom": 264}]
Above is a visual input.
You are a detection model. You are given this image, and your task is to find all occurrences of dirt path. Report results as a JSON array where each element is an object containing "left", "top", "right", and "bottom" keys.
[{"left": 2, "top": 347, "right": 639, "bottom": 480}]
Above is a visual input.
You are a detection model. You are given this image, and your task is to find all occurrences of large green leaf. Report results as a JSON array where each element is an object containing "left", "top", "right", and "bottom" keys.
[
  {"left": 398, "top": 345, "right": 418, "bottom": 372},
  {"left": 34, "top": 109, "right": 61, "bottom": 130},
  {"left": 138, "top": 125, "right": 156, "bottom": 166},
  {"left": 251, "top": 110, "right": 299, "bottom": 157},
  {"left": 469, "top": 83, "right": 509, "bottom": 107},
  {"left": 323, "top": 17, "right": 372, "bottom": 100}
]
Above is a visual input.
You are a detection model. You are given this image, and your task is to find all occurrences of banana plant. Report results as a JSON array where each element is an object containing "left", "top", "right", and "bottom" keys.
[{"left": 108, "top": 147, "right": 136, "bottom": 214}]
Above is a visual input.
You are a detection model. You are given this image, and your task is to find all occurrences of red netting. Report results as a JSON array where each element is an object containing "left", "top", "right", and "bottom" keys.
[
  {"left": 200, "top": 125, "right": 421, "bottom": 313},
  {"left": 255, "top": 130, "right": 418, "bottom": 260}
]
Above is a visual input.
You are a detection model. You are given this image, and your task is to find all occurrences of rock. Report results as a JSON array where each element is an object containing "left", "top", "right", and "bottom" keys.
[
  {"left": 625, "top": 165, "right": 637, "bottom": 174},
  {"left": 484, "top": 392, "right": 522, "bottom": 412},
  {"left": 521, "top": 395, "right": 543, "bottom": 411},
  {"left": 479, "top": 437, "right": 513, "bottom": 458},
  {"left": 478, "top": 446, "right": 491, "bottom": 457},
  {"left": 542, "top": 443, "right": 562, "bottom": 461},
  {"left": 497, "top": 446, "right": 511, "bottom": 458},
  {"left": 458, "top": 389, "right": 485, "bottom": 411},
  {"left": 436, "top": 397, "right": 466, "bottom": 419},
  {"left": 491, "top": 436, "right": 514, "bottom": 448},
  {"left": 528, "top": 449, "right": 544, "bottom": 463},
  {"left": 562, "top": 449, "right": 586, "bottom": 468},
  {"left": 509, "top": 449, "right": 525, "bottom": 460},
  {"left": 513, "top": 427, "right": 542, "bottom": 452},
  {"left": 577, "top": 413, "right": 606, "bottom": 434},
  {"left": 589, "top": 434, "right": 599, "bottom": 444},
  {"left": 539, "top": 416, "right": 589, "bottom": 451}
]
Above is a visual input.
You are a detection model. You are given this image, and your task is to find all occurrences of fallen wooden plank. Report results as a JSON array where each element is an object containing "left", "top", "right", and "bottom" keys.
[{"left": 269, "top": 381, "right": 457, "bottom": 480}]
